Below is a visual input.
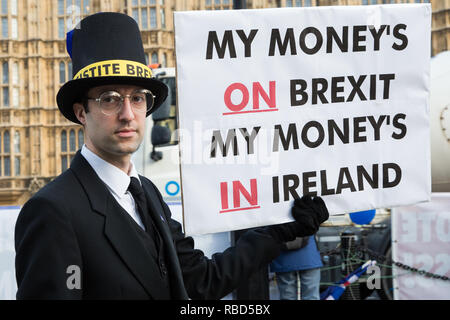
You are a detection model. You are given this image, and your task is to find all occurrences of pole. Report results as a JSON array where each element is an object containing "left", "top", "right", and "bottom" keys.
[
  {"left": 233, "top": 0, "right": 247, "bottom": 10},
  {"left": 340, "top": 231, "right": 361, "bottom": 300}
]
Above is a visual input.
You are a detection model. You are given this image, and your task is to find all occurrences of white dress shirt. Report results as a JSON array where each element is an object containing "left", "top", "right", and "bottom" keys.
[{"left": 81, "top": 144, "right": 146, "bottom": 230}]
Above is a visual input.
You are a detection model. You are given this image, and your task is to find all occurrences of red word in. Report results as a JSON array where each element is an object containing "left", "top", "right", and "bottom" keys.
[{"left": 220, "top": 178, "right": 260, "bottom": 213}]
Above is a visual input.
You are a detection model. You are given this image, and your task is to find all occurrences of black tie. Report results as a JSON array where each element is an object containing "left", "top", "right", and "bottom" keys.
[{"left": 127, "top": 177, "right": 156, "bottom": 241}]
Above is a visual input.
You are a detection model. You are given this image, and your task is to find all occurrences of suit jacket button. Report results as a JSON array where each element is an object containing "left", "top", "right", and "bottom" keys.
[{"left": 160, "top": 262, "right": 167, "bottom": 275}]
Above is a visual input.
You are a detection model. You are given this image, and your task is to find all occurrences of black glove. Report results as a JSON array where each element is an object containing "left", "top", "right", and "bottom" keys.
[{"left": 265, "top": 195, "right": 329, "bottom": 243}]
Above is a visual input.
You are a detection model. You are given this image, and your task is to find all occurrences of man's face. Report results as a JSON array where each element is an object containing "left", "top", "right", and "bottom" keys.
[{"left": 73, "top": 84, "right": 147, "bottom": 164}]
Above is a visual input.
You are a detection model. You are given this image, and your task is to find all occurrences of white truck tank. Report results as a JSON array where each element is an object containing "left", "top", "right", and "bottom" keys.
[{"left": 430, "top": 51, "right": 450, "bottom": 192}]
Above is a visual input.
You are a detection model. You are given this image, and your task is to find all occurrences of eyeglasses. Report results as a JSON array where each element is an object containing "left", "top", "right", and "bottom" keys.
[{"left": 86, "top": 89, "right": 155, "bottom": 116}]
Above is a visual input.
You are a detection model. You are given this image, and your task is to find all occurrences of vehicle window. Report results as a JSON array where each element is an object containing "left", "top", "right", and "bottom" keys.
[{"left": 155, "top": 76, "right": 178, "bottom": 145}]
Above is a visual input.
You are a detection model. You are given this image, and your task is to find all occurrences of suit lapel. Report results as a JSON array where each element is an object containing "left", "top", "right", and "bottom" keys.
[{"left": 69, "top": 151, "right": 168, "bottom": 299}]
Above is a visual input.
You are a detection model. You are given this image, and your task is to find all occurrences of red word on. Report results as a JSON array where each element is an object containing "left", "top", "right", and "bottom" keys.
[{"left": 223, "top": 81, "right": 278, "bottom": 115}]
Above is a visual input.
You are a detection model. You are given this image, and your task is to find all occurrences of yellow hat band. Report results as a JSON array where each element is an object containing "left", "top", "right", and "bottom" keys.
[{"left": 73, "top": 60, "right": 153, "bottom": 80}]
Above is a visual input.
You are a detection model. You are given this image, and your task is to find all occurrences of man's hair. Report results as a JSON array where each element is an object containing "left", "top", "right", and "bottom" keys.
[
  {"left": 82, "top": 98, "right": 90, "bottom": 113},
  {"left": 74, "top": 95, "right": 90, "bottom": 113}
]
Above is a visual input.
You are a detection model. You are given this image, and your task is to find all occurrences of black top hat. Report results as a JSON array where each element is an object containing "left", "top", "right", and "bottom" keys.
[{"left": 56, "top": 12, "right": 168, "bottom": 124}]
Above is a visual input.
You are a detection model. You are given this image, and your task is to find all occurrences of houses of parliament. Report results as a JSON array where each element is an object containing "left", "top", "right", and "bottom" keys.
[{"left": 0, "top": 0, "right": 446, "bottom": 205}]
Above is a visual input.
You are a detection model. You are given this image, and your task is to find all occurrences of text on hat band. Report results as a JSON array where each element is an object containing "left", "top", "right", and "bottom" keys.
[{"left": 73, "top": 59, "right": 153, "bottom": 80}]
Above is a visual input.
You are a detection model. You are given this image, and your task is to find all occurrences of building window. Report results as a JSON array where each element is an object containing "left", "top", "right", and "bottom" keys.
[
  {"left": 162, "top": 53, "right": 167, "bottom": 67},
  {"left": 58, "top": 0, "right": 64, "bottom": 15},
  {"left": 69, "top": 129, "right": 76, "bottom": 151},
  {"left": 151, "top": 52, "right": 158, "bottom": 64},
  {"left": 1, "top": 61, "right": 8, "bottom": 108},
  {"left": 59, "top": 62, "right": 66, "bottom": 84},
  {"left": 149, "top": 7, "right": 156, "bottom": 29},
  {"left": 141, "top": 7, "right": 148, "bottom": 29},
  {"left": 59, "top": 61, "right": 72, "bottom": 85},
  {"left": 3, "top": 155, "right": 10, "bottom": 176},
  {"left": 13, "top": 130, "right": 19, "bottom": 152},
  {"left": 205, "top": 0, "right": 233, "bottom": 10},
  {"left": 57, "top": 0, "right": 90, "bottom": 39},
  {"left": 11, "top": 61, "right": 18, "bottom": 107},
  {"left": 11, "top": 17, "right": 16, "bottom": 39},
  {"left": 131, "top": 0, "right": 158, "bottom": 30},
  {"left": 3, "top": 130, "right": 9, "bottom": 153},
  {"left": 1, "top": 130, "right": 10, "bottom": 176},
  {"left": 285, "top": 0, "right": 313, "bottom": 6},
  {"left": 61, "top": 128, "right": 84, "bottom": 171},
  {"left": 61, "top": 130, "right": 68, "bottom": 170},
  {"left": 68, "top": 61, "right": 72, "bottom": 80},
  {"left": 0, "top": 0, "right": 14, "bottom": 39},
  {"left": 61, "top": 156, "right": 68, "bottom": 171},
  {"left": 83, "top": 0, "right": 90, "bottom": 13},
  {"left": 61, "top": 130, "right": 67, "bottom": 152},
  {"left": 2, "top": 87, "right": 8, "bottom": 107},
  {"left": 58, "top": 18, "right": 65, "bottom": 39},
  {"left": 78, "top": 130, "right": 84, "bottom": 148},
  {"left": 12, "top": 87, "right": 17, "bottom": 106},
  {"left": 2, "top": 61, "right": 7, "bottom": 83},
  {"left": 1, "top": 17, "right": 7, "bottom": 38},
  {"left": 10, "top": 0, "right": 17, "bottom": 39},
  {"left": 13, "top": 130, "right": 19, "bottom": 176},
  {"left": 14, "top": 155, "right": 19, "bottom": 175},
  {"left": 160, "top": 8, "right": 165, "bottom": 29},
  {"left": 1, "top": 0, "right": 7, "bottom": 14},
  {"left": 12, "top": 62, "right": 18, "bottom": 84},
  {"left": 132, "top": 8, "right": 138, "bottom": 23}
]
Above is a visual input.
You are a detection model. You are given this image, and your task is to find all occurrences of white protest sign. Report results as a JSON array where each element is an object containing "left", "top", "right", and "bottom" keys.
[
  {"left": 174, "top": 4, "right": 431, "bottom": 235},
  {"left": 0, "top": 206, "right": 20, "bottom": 300},
  {"left": 392, "top": 193, "right": 450, "bottom": 300}
]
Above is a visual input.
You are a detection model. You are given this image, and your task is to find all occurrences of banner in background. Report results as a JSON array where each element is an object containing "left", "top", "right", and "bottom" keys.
[
  {"left": 0, "top": 206, "right": 20, "bottom": 300},
  {"left": 175, "top": 4, "right": 431, "bottom": 235},
  {"left": 392, "top": 193, "right": 450, "bottom": 300}
]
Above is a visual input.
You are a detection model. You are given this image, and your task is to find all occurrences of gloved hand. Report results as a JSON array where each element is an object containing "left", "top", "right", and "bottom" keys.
[{"left": 265, "top": 195, "right": 329, "bottom": 243}]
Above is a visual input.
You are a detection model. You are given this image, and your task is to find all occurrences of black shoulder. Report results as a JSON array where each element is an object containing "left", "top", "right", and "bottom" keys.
[
  {"left": 30, "top": 169, "right": 79, "bottom": 203},
  {"left": 18, "top": 170, "right": 83, "bottom": 227}
]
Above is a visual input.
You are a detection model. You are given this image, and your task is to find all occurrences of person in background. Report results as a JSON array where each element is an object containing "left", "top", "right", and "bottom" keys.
[{"left": 271, "top": 234, "right": 323, "bottom": 300}]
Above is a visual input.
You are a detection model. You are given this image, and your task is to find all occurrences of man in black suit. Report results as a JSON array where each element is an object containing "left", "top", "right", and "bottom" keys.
[{"left": 14, "top": 12, "right": 329, "bottom": 300}]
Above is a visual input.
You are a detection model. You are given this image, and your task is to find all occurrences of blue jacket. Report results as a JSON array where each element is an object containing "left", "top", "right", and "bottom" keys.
[{"left": 270, "top": 235, "right": 323, "bottom": 273}]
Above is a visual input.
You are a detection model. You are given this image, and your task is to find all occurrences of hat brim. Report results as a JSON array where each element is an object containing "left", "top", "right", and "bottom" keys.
[{"left": 56, "top": 76, "right": 169, "bottom": 124}]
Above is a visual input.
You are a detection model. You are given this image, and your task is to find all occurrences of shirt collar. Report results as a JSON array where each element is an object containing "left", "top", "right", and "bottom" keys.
[{"left": 81, "top": 144, "right": 140, "bottom": 198}]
